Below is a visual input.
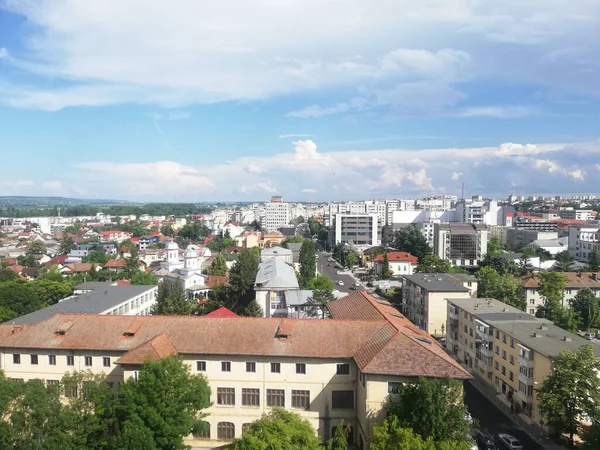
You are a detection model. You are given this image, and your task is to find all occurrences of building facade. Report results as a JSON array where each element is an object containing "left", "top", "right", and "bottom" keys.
[
  {"left": 446, "top": 297, "right": 600, "bottom": 428},
  {"left": 0, "top": 293, "right": 469, "bottom": 449},
  {"left": 433, "top": 223, "right": 488, "bottom": 267},
  {"left": 332, "top": 214, "right": 379, "bottom": 246},
  {"left": 373, "top": 252, "right": 418, "bottom": 278},
  {"left": 263, "top": 196, "right": 291, "bottom": 232},
  {"left": 568, "top": 225, "right": 600, "bottom": 262},
  {"left": 401, "top": 273, "right": 477, "bottom": 337}
]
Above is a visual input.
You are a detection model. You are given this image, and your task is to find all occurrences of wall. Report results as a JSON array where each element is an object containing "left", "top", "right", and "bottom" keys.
[
  {"left": 491, "top": 329, "right": 520, "bottom": 404},
  {"left": 426, "top": 291, "right": 472, "bottom": 337}
]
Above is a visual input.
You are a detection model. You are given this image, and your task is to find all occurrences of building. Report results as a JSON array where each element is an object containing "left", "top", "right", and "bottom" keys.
[
  {"left": 433, "top": 223, "right": 488, "bottom": 267},
  {"left": 446, "top": 297, "right": 600, "bottom": 427},
  {"left": 568, "top": 225, "right": 600, "bottom": 262},
  {"left": 527, "top": 237, "right": 568, "bottom": 255},
  {"left": 98, "top": 230, "right": 133, "bottom": 243},
  {"left": 520, "top": 272, "right": 600, "bottom": 315},
  {"left": 66, "top": 243, "right": 117, "bottom": 263},
  {"left": 0, "top": 292, "right": 469, "bottom": 448},
  {"left": 138, "top": 235, "right": 159, "bottom": 250},
  {"left": 332, "top": 214, "right": 379, "bottom": 246},
  {"left": 402, "top": 273, "right": 477, "bottom": 336},
  {"left": 372, "top": 252, "right": 418, "bottom": 278},
  {"left": 454, "top": 198, "right": 514, "bottom": 226},
  {"left": 559, "top": 209, "right": 593, "bottom": 221},
  {"left": 4, "top": 282, "right": 158, "bottom": 324},
  {"left": 263, "top": 196, "right": 291, "bottom": 232}
]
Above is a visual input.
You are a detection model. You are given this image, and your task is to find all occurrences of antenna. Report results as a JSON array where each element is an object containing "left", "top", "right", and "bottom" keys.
[{"left": 461, "top": 181, "right": 465, "bottom": 200}]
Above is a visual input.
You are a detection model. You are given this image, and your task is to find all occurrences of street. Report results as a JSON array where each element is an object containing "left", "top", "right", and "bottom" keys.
[
  {"left": 316, "top": 251, "right": 364, "bottom": 294},
  {"left": 464, "top": 382, "right": 544, "bottom": 450}
]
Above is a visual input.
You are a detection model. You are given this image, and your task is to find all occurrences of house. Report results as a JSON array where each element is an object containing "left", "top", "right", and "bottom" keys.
[
  {"left": 500, "top": 252, "right": 541, "bottom": 270},
  {"left": 401, "top": 273, "right": 478, "bottom": 337},
  {"left": 527, "top": 237, "right": 568, "bottom": 256},
  {"left": 222, "top": 222, "right": 244, "bottom": 239},
  {"left": 4, "top": 282, "right": 158, "bottom": 325},
  {"left": 258, "top": 232, "right": 285, "bottom": 248},
  {"left": 446, "top": 297, "right": 600, "bottom": 429},
  {"left": 67, "top": 243, "right": 117, "bottom": 263},
  {"left": 103, "top": 258, "right": 126, "bottom": 272},
  {"left": 62, "top": 262, "right": 96, "bottom": 274},
  {"left": 0, "top": 292, "right": 469, "bottom": 448},
  {"left": 98, "top": 230, "right": 133, "bottom": 243},
  {"left": 520, "top": 271, "right": 600, "bottom": 315},
  {"left": 373, "top": 252, "right": 418, "bottom": 277},
  {"left": 138, "top": 235, "right": 159, "bottom": 250},
  {"left": 20, "top": 267, "right": 40, "bottom": 280},
  {"left": 236, "top": 231, "right": 262, "bottom": 249}
]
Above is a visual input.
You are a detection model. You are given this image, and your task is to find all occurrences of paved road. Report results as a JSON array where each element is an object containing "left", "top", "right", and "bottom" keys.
[
  {"left": 464, "top": 382, "right": 544, "bottom": 450},
  {"left": 316, "top": 251, "right": 363, "bottom": 293}
]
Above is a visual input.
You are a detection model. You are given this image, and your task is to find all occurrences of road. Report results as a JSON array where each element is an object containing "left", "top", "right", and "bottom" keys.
[
  {"left": 464, "top": 382, "right": 544, "bottom": 450},
  {"left": 316, "top": 251, "right": 364, "bottom": 294}
]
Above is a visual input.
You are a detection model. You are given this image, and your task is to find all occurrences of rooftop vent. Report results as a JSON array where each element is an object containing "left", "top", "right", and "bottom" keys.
[
  {"left": 123, "top": 331, "right": 135, "bottom": 338},
  {"left": 563, "top": 336, "right": 572, "bottom": 342},
  {"left": 539, "top": 324, "right": 548, "bottom": 330},
  {"left": 413, "top": 335, "right": 432, "bottom": 344},
  {"left": 533, "top": 332, "right": 542, "bottom": 338},
  {"left": 275, "top": 322, "right": 290, "bottom": 339},
  {"left": 55, "top": 329, "right": 66, "bottom": 336},
  {"left": 503, "top": 308, "right": 510, "bottom": 312}
]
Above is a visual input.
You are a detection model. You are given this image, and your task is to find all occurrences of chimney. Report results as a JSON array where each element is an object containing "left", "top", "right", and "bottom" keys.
[
  {"left": 593, "top": 273, "right": 598, "bottom": 281},
  {"left": 563, "top": 336, "right": 572, "bottom": 342},
  {"left": 577, "top": 271, "right": 582, "bottom": 278},
  {"left": 539, "top": 324, "right": 548, "bottom": 330}
]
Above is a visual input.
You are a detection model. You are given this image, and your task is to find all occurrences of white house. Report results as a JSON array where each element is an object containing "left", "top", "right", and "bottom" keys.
[{"left": 373, "top": 252, "right": 418, "bottom": 278}]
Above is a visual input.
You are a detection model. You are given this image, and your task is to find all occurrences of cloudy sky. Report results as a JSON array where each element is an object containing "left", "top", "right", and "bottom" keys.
[{"left": 1, "top": 0, "right": 600, "bottom": 202}]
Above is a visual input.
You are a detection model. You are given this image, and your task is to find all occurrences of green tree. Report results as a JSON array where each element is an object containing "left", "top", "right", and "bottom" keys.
[
  {"left": 208, "top": 254, "right": 228, "bottom": 276},
  {"left": 392, "top": 226, "right": 432, "bottom": 262},
  {"left": 243, "top": 300, "right": 263, "bottom": 317},
  {"left": 0, "top": 268, "right": 18, "bottom": 282},
  {"left": 309, "top": 288, "right": 335, "bottom": 318},
  {"left": 380, "top": 252, "right": 391, "bottom": 279},
  {"left": 38, "top": 264, "right": 65, "bottom": 282},
  {"left": 486, "top": 236, "right": 503, "bottom": 257},
  {"left": 230, "top": 409, "right": 321, "bottom": 450},
  {"left": 415, "top": 255, "right": 452, "bottom": 274},
  {"left": 588, "top": 250, "right": 600, "bottom": 272},
  {"left": 82, "top": 250, "right": 112, "bottom": 265},
  {"left": 228, "top": 248, "right": 260, "bottom": 313},
  {"left": 538, "top": 345, "right": 600, "bottom": 444},
  {"left": 31, "top": 279, "right": 73, "bottom": 306},
  {"left": 27, "top": 240, "right": 47, "bottom": 255},
  {"left": 344, "top": 251, "right": 358, "bottom": 269},
  {"left": 570, "top": 287, "right": 600, "bottom": 330},
  {"left": 476, "top": 267, "right": 525, "bottom": 310},
  {"left": 582, "top": 422, "right": 600, "bottom": 450},
  {"left": 160, "top": 224, "right": 174, "bottom": 237},
  {"left": 0, "top": 281, "right": 42, "bottom": 320},
  {"left": 536, "top": 272, "right": 568, "bottom": 322},
  {"left": 479, "top": 255, "right": 520, "bottom": 276},
  {"left": 151, "top": 279, "right": 192, "bottom": 315},
  {"left": 307, "top": 217, "right": 320, "bottom": 236},
  {"left": 131, "top": 271, "right": 158, "bottom": 285},
  {"left": 114, "top": 356, "right": 211, "bottom": 450},
  {"left": 306, "top": 274, "right": 334, "bottom": 291},
  {"left": 124, "top": 247, "right": 140, "bottom": 279},
  {"left": 554, "top": 251, "right": 575, "bottom": 272},
  {"left": 371, "top": 417, "right": 436, "bottom": 450},
  {"left": 326, "top": 421, "right": 348, "bottom": 450},
  {"left": 299, "top": 240, "right": 316, "bottom": 288},
  {"left": 17, "top": 253, "right": 38, "bottom": 268},
  {"left": 386, "top": 377, "right": 472, "bottom": 443}
]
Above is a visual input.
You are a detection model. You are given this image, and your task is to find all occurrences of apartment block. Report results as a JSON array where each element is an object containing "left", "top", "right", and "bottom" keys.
[
  {"left": 401, "top": 273, "right": 477, "bottom": 337},
  {"left": 505, "top": 228, "right": 559, "bottom": 250},
  {"left": 263, "top": 196, "right": 291, "bottom": 232},
  {"left": 332, "top": 214, "right": 379, "bottom": 246},
  {"left": 433, "top": 223, "right": 488, "bottom": 267},
  {"left": 568, "top": 225, "right": 600, "bottom": 262},
  {"left": 0, "top": 292, "right": 469, "bottom": 449},
  {"left": 446, "top": 298, "right": 600, "bottom": 427},
  {"left": 558, "top": 209, "right": 593, "bottom": 221}
]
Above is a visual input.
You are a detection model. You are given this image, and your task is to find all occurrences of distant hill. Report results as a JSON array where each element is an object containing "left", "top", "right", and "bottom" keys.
[{"left": 0, "top": 196, "right": 129, "bottom": 207}]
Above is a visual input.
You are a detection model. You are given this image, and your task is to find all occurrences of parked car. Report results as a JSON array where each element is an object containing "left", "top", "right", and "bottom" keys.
[
  {"left": 497, "top": 433, "right": 523, "bottom": 450},
  {"left": 476, "top": 431, "right": 499, "bottom": 450},
  {"left": 349, "top": 286, "right": 356, "bottom": 290},
  {"left": 584, "top": 332, "right": 595, "bottom": 341},
  {"left": 337, "top": 270, "right": 344, "bottom": 275},
  {"left": 354, "top": 281, "right": 360, "bottom": 287},
  {"left": 338, "top": 281, "right": 344, "bottom": 286}
]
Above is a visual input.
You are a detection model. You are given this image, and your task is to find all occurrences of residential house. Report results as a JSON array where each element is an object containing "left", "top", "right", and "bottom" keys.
[
  {"left": 138, "top": 235, "right": 159, "bottom": 250},
  {"left": 446, "top": 297, "right": 600, "bottom": 428},
  {"left": 258, "top": 232, "right": 285, "bottom": 248},
  {"left": 0, "top": 291, "right": 469, "bottom": 448},
  {"left": 402, "top": 273, "right": 478, "bottom": 337},
  {"left": 98, "top": 230, "right": 133, "bottom": 243},
  {"left": 373, "top": 252, "right": 418, "bottom": 278},
  {"left": 104, "top": 258, "right": 126, "bottom": 272},
  {"left": 67, "top": 243, "right": 117, "bottom": 263},
  {"left": 236, "top": 232, "right": 262, "bottom": 249},
  {"left": 527, "top": 237, "right": 568, "bottom": 255}
]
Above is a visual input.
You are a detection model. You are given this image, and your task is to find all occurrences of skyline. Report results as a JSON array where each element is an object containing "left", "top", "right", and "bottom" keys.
[{"left": 1, "top": 1, "right": 600, "bottom": 201}]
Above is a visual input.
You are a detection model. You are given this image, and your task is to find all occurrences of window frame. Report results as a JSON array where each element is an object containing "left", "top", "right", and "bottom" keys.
[
  {"left": 197, "top": 360, "right": 207, "bottom": 372},
  {"left": 217, "top": 387, "right": 236, "bottom": 406},
  {"left": 103, "top": 356, "right": 111, "bottom": 367},
  {"left": 246, "top": 361, "right": 256, "bottom": 373},
  {"left": 48, "top": 354, "right": 56, "bottom": 365},
  {"left": 13, "top": 354, "right": 20, "bottom": 364},
  {"left": 241, "top": 388, "right": 260, "bottom": 407},
  {"left": 332, "top": 390, "right": 354, "bottom": 410},
  {"left": 270, "top": 362, "right": 281, "bottom": 373},
  {"left": 221, "top": 361, "right": 232, "bottom": 372},
  {"left": 336, "top": 363, "right": 350, "bottom": 375},
  {"left": 30, "top": 354, "right": 38, "bottom": 365},
  {"left": 84, "top": 356, "right": 93, "bottom": 367},
  {"left": 217, "top": 422, "right": 235, "bottom": 440},
  {"left": 266, "top": 388, "right": 285, "bottom": 407},
  {"left": 291, "top": 389, "right": 311, "bottom": 410},
  {"left": 66, "top": 355, "right": 74, "bottom": 366},
  {"left": 295, "top": 363, "right": 306, "bottom": 374}
]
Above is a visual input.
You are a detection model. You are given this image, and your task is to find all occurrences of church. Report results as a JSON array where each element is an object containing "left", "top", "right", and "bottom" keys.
[{"left": 153, "top": 241, "right": 213, "bottom": 299}]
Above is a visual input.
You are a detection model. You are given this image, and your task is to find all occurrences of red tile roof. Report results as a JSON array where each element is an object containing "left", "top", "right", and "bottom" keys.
[
  {"left": 116, "top": 332, "right": 177, "bottom": 365},
  {"left": 104, "top": 259, "right": 126, "bottom": 269},
  {"left": 521, "top": 272, "right": 600, "bottom": 289},
  {"left": 373, "top": 252, "right": 418, "bottom": 264},
  {"left": 116, "top": 280, "right": 131, "bottom": 286},
  {"left": 64, "top": 262, "right": 93, "bottom": 273},
  {"left": 204, "top": 275, "right": 230, "bottom": 288},
  {"left": 204, "top": 307, "right": 238, "bottom": 318}
]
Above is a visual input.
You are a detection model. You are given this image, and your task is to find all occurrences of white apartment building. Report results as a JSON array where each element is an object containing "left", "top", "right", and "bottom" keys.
[
  {"left": 332, "top": 214, "right": 379, "bottom": 246},
  {"left": 559, "top": 209, "right": 593, "bottom": 221},
  {"left": 415, "top": 196, "right": 456, "bottom": 211},
  {"left": 0, "top": 292, "right": 470, "bottom": 449},
  {"left": 263, "top": 196, "right": 291, "bottom": 232},
  {"left": 6, "top": 282, "right": 158, "bottom": 325},
  {"left": 454, "top": 198, "right": 514, "bottom": 226},
  {"left": 433, "top": 223, "right": 488, "bottom": 267},
  {"left": 401, "top": 273, "right": 478, "bottom": 336},
  {"left": 568, "top": 225, "right": 600, "bottom": 262}
]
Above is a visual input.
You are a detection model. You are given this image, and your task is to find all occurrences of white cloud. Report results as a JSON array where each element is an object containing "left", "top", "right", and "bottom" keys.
[
  {"left": 287, "top": 98, "right": 368, "bottom": 118},
  {"left": 406, "top": 169, "right": 434, "bottom": 190},
  {"left": 451, "top": 172, "right": 463, "bottom": 181},
  {"left": 279, "top": 134, "right": 312, "bottom": 138},
  {"left": 457, "top": 106, "right": 539, "bottom": 118},
  {"left": 497, "top": 143, "right": 542, "bottom": 156},
  {"left": 569, "top": 169, "right": 584, "bottom": 180},
  {"left": 0, "top": 48, "right": 8, "bottom": 58},
  {"left": 533, "top": 159, "right": 562, "bottom": 173},
  {"left": 302, "top": 188, "right": 317, "bottom": 193},
  {"left": 240, "top": 182, "right": 277, "bottom": 194}
]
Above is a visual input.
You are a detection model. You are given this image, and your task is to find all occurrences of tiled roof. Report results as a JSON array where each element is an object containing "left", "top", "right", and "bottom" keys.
[
  {"left": 204, "top": 307, "right": 238, "bottom": 318},
  {"left": 64, "top": 262, "right": 94, "bottom": 272},
  {"left": 104, "top": 259, "right": 126, "bottom": 268},
  {"left": 328, "top": 291, "right": 386, "bottom": 321},
  {"left": 116, "top": 332, "right": 177, "bottom": 364},
  {"left": 373, "top": 252, "right": 418, "bottom": 264},
  {"left": 521, "top": 272, "right": 600, "bottom": 289},
  {"left": 204, "top": 275, "right": 229, "bottom": 288}
]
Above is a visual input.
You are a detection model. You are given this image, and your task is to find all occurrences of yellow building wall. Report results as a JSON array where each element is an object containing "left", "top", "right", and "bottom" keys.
[{"left": 491, "top": 330, "right": 520, "bottom": 401}]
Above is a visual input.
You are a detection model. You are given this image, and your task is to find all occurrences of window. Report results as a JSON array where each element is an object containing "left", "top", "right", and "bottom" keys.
[
  {"left": 46, "top": 380, "right": 60, "bottom": 393},
  {"left": 509, "top": 355, "right": 514, "bottom": 365},
  {"left": 193, "top": 421, "right": 211, "bottom": 439},
  {"left": 270, "top": 362, "right": 281, "bottom": 373},
  {"left": 221, "top": 361, "right": 231, "bottom": 372},
  {"left": 66, "top": 355, "right": 74, "bottom": 366},
  {"left": 47, "top": 354, "right": 56, "bottom": 365},
  {"left": 502, "top": 350, "right": 507, "bottom": 360},
  {"left": 464, "top": 324, "right": 468, "bottom": 333},
  {"left": 292, "top": 390, "right": 310, "bottom": 410},
  {"left": 296, "top": 363, "right": 306, "bottom": 374},
  {"left": 13, "top": 354, "right": 20, "bottom": 364},
  {"left": 85, "top": 356, "right": 92, "bottom": 367},
  {"left": 509, "top": 371, "right": 514, "bottom": 381},
  {"left": 133, "top": 371, "right": 140, "bottom": 382},
  {"left": 529, "top": 309, "right": 535, "bottom": 315},
  {"left": 495, "top": 361, "right": 499, "bottom": 370},
  {"left": 217, "top": 422, "right": 235, "bottom": 440},
  {"left": 217, "top": 388, "right": 235, "bottom": 406},
  {"left": 336, "top": 363, "right": 350, "bottom": 375},
  {"left": 242, "top": 423, "right": 252, "bottom": 435},
  {"left": 267, "top": 389, "right": 285, "bottom": 407},
  {"left": 495, "top": 330, "right": 499, "bottom": 339},
  {"left": 246, "top": 361, "right": 256, "bottom": 373},
  {"left": 31, "top": 354, "right": 38, "bottom": 365},
  {"left": 510, "top": 338, "right": 515, "bottom": 348},
  {"left": 495, "top": 345, "right": 499, "bottom": 355},
  {"left": 502, "top": 333, "right": 507, "bottom": 343},
  {"left": 388, "top": 382, "right": 402, "bottom": 394},
  {"left": 242, "top": 388, "right": 260, "bottom": 407},
  {"left": 103, "top": 357, "right": 111, "bottom": 367},
  {"left": 359, "top": 372, "right": 366, "bottom": 388},
  {"left": 332, "top": 390, "right": 354, "bottom": 409},
  {"left": 502, "top": 366, "right": 506, "bottom": 376},
  {"left": 197, "top": 361, "right": 207, "bottom": 372}
]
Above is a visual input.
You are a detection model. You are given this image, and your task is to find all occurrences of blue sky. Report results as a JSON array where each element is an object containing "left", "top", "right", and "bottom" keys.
[{"left": 1, "top": 0, "right": 600, "bottom": 202}]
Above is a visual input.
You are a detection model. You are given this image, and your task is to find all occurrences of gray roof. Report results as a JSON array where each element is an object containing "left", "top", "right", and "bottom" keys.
[
  {"left": 255, "top": 257, "right": 299, "bottom": 289},
  {"left": 402, "top": 273, "right": 473, "bottom": 292},
  {"left": 261, "top": 247, "right": 293, "bottom": 257},
  {"left": 530, "top": 237, "right": 568, "bottom": 248},
  {"left": 447, "top": 297, "right": 600, "bottom": 359},
  {"left": 5, "top": 285, "right": 157, "bottom": 325},
  {"left": 501, "top": 252, "right": 525, "bottom": 260}
]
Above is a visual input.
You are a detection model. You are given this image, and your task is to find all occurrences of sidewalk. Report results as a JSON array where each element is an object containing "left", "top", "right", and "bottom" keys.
[{"left": 458, "top": 361, "right": 567, "bottom": 450}]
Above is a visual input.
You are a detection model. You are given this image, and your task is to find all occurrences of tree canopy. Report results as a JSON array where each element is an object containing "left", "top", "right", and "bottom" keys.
[
  {"left": 228, "top": 248, "right": 260, "bottom": 313},
  {"left": 476, "top": 267, "right": 525, "bottom": 310},
  {"left": 208, "top": 254, "right": 228, "bottom": 276},
  {"left": 309, "top": 288, "right": 335, "bottom": 318},
  {"left": 570, "top": 287, "right": 600, "bottom": 331},
  {"left": 392, "top": 226, "right": 432, "bottom": 262},
  {"left": 130, "top": 271, "right": 158, "bottom": 285},
  {"left": 306, "top": 274, "right": 334, "bottom": 291},
  {"left": 415, "top": 255, "right": 452, "bottom": 274},
  {"left": 299, "top": 240, "right": 316, "bottom": 288},
  {"left": 151, "top": 279, "right": 192, "bottom": 315}
]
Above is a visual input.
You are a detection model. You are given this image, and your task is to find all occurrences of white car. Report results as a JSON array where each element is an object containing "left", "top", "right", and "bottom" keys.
[
  {"left": 338, "top": 281, "right": 344, "bottom": 286},
  {"left": 354, "top": 281, "right": 360, "bottom": 287},
  {"left": 498, "top": 433, "right": 523, "bottom": 450}
]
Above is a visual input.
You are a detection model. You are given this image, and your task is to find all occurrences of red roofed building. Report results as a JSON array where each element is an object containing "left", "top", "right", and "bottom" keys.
[
  {"left": 204, "top": 307, "right": 238, "bottom": 318},
  {"left": 103, "top": 259, "right": 127, "bottom": 271},
  {"left": 373, "top": 251, "right": 418, "bottom": 277},
  {"left": 98, "top": 231, "right": 133, "bottom": 243}
]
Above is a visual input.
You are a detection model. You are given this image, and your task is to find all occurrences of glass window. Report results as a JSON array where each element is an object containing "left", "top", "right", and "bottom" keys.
[
  {"left": 292, "top": 390, "right": 310, "bottom": 410},
  {"left": 217, "top": 422, "right": 235, "bottom": 440},
  {"left": 267, "top": 389, "right": 285, "bottom": 407},
  {"left": 332, "top": 390, "right": 354, "bottom": 409},
  {"left": 103, "top": 357, "right": 111, "bottom": 367},
  {"left": 221, "top": 361, "right": 231, "bottom": 372},
  {"left": 246, "top": 362, "right": 256, "bottom": 373},
  {"left": 217, "top": 388, "right": 235, "bottom": 405},
  {"left": 296, "top": 363, "right": 306, "bottom": 374},
  {"left": 336, "top": 363, "right": 350, "bottom": 375},
  {"left": 85, "top": 356, "right": 92, "bottom": 366},
  {"left": 197, "top": 361, "right": 207, "bottom": 372},
  {"left": 13, "top": 354, "right": 20, "bottom": 364},
  {"left": 388, "top": 382, "right": 402, "bottom": 394},
  {"left": 67, "top": 355, "right": 74, "bottom": 366},
  {"left": 31, "top": 354, "right": 38, "bottom": 365},
  {"left": 270, "top": 362, "right": 281, "bottom": 373},
  {"left": 242, "top": 388, "right": 260, "bottom": 407},
  {"left": 49, "top": 355, "right": 56, "bottom": 365}
]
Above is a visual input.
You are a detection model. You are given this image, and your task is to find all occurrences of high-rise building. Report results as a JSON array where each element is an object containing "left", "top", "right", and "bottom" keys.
[
  {"left": 433, "top": 223, "right": 488, "bottom": 267},
  {"left": 263, "top": 196, "right": 290, "bottom": 232},
  {"left": 332, "top": 214, "right": 379, "bottom": 246}
]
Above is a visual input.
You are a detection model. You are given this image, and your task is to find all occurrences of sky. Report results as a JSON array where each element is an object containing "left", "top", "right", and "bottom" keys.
[{"left": 1, "top": 1, "right": 600, "bottom": 202}]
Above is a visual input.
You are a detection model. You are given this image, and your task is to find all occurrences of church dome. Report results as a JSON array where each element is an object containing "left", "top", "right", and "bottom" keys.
[
  {"left": 184, "top": 245, "right": 199, "bottom": 258},
  {"left": 166, "top": 241, "right": 179, "bottom": 250}
]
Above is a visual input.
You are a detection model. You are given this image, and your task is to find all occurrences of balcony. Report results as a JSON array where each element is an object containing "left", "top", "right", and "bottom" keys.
[
  {"left": 518, "top": 354, "right": 534, "bottom": 369},
  {"left": 448, "top": 307, "right": 458, "bottom": 320},
  {"left": 518, "top": 370, "right": 535, "bottom": 386},
  {"left": 515, "top": 389, "right": 533, "bottom": 404}
]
